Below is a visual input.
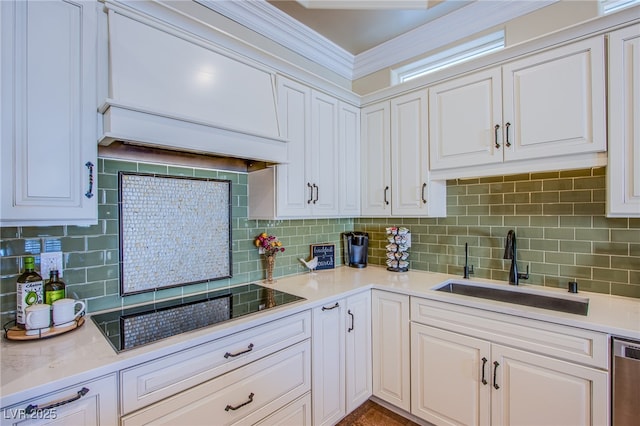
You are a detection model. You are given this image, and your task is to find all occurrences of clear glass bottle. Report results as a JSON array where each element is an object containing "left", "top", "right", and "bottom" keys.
[
  {"left": 44, "top": 270, "right": 66, "bottom": 305},
  {"left": 16, "top": 256, "right": 43, "bottom": 327}
]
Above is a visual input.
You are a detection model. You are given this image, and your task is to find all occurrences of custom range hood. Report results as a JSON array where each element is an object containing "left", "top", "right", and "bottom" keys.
[{"left": 99, "top": 5, "right": 287, "bottom": 164}]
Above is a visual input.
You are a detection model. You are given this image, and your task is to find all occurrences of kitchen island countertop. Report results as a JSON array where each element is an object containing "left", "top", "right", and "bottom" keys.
[{"left": 2, "top": 266, "right": 639, "bottom": 408}]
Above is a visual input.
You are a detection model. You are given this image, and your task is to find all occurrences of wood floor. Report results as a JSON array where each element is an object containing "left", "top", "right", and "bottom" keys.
[{"left": 336, "top": 400, "right": 420, "bottom": 426}]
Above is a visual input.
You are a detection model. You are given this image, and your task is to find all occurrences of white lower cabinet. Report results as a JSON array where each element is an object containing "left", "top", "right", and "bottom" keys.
[
  {"left": 371, "top": 290, "right": 410, "bottom": 412},
  {"left": 119, "top": 311, "right": 311, "bottom": 425},
  {"left": 0, "top": 374, "right": 117, "bottom": 426},
  {"left": 410, "top": 298, "right": 609, "bottom": 426},
  {"left": 121, "top": 340, "right": 311, "bottom": 426},
  {"left": 312, "top": 291, "right": 372, "bottom": 426}
]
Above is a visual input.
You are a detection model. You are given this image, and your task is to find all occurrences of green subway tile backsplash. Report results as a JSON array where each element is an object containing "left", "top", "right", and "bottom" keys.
[
  {"left": 0, "top": 158, "right": 352, "bottom": 324},
  {"left": 2, "top": 164, "right": 640, "bottom": 324},
  {"left": 355, "top": 167, "right": 640, "bottom": 296}
]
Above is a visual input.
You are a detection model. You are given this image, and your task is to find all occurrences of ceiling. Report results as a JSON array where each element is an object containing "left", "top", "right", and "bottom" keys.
[{"left": 266, "top": 0, "right": 473, "bottom": 55}]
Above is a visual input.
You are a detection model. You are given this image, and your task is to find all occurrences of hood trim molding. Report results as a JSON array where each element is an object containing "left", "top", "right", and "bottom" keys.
[{"left": 100, "top": 101, "right": 288, "bottom": 164}]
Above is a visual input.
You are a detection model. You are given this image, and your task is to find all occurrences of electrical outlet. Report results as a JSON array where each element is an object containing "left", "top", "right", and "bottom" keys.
[{"left": 40, "top": 252, "right": 63, "bottom": 278}]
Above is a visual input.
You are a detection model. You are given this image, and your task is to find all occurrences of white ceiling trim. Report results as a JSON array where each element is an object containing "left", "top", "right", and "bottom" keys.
[
  {"left": 353, "top": 0, "right": 557, "bottom": 79},
  {"left": 197, "top": 0, "right": 355, "bottom": 79},
  {"left": 199, "top": 0, "right": 557, "bottom": 82}
]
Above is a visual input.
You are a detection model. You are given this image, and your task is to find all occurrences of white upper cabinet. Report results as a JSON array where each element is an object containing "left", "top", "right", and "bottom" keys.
[
  {"left": 362, "top": 92, "right": 446, "bottom": 217},
  {"left": 310, "top": 90, "right": 340, "bottom": 216},
  {"left": 338, "top": 102, "right": 361, "bottom": 217},
  {"left": 248, "top": 75, "right": 356, "bottom": 219},
  {"left": 1, "top": 0, "right": 99, "bottom": 226},
  {"left": 429, "top": 36, "right": 606, "bottom": 179},
  {"left": 429, "top": 68, "right": 503, "bottom": 170},
  {"left": 361, "top": 102, "right": 392, "bottom": 216},
  {"left": 607, "top": 24, "right": 640, "bottom": 217},
  {"left": 275, "top": 77, "right": 313, "bottom": 218}
]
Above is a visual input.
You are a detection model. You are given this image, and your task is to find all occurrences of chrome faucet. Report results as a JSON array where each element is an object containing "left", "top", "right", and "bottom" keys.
[{"left": 503, "top": 230, "right": 529, "bottom": 285}]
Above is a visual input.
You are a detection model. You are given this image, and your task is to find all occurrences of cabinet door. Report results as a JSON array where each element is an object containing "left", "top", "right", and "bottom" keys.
[
  {"left": 338, "top": 102, "right": 361, "bottom": 217},
  {"left": 390, "top": 90, "right": 430, "bottom": 216},
  {"left": 345, "top": 291, "right": 372, "bottom": 413},
  {"left": 502, "top": 37, "right": 606, "bottom": 162},
  {"left": 371, "top": 290, "right": 410, "bottom": 411},
  {"left": 310, "top": 90, "right": 339, "bottom": 216},
  {"left": 429, "top": 68, "right": 503, "bottom": 170},
  {"left": 1, "top": 374, "right": 117, "bottom": 426},
  {"left": 312, "top": 300, "right": 346, "bottom": 426},
  {"left": 360, "top": 102, "right": 392, "bottom": 216},
  {"left": 607, "top": 24, "right": 640, "bottom": 217},
  {"left": 275, "top": 76, "right": 312, "bottom": 217},
  {"left": 411, "top": 324, "right": 491, "bottom": 426},
  {"left": 0, "top": 0, "right": 98, "bottom": 226},
  {"left": 491, "top": 344, "right": 609, "bottom": 426}
]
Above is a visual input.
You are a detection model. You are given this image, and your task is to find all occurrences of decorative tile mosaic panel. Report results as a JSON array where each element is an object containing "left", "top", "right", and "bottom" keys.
[{"left": 119, "top": 173, "right": 232, "bottom": 295}]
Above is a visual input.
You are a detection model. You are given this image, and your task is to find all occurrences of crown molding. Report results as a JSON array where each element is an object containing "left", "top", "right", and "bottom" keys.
[
  {"left": 352, "top": 0, "right": 557, "bottom": 79},
  {"left": 200, "top": 0, "right": 557, "bottom": 81},
  {"left": 197, "top": 0, "right": 355, "bottom": 80}
]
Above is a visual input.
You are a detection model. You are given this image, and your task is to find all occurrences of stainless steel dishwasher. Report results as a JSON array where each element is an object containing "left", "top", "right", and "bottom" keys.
[{"left": 612, "top": 337, "right": 640, "bottom": 426}]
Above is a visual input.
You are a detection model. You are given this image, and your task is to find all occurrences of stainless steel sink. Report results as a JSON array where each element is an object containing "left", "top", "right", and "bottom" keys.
[{"left": 434, "top": 281, "right": 589, "bottom": 315}]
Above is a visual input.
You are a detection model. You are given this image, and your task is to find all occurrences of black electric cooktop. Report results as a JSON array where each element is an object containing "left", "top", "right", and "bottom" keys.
[{"left": 91, "top": 284, "right": 304, "bottom": 352}]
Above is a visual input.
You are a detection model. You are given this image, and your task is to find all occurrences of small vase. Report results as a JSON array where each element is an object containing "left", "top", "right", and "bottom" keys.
[{"left": 265, "top": 255, "right": 276, "bottom": 283}]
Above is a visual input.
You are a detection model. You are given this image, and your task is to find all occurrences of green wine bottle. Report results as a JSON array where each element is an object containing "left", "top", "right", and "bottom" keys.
[
  {"left": 44, "top": 270, "right": 66, "bottom": 305},
  {"left": 16, "top": 256, "right": 43, "bottom": 327}
]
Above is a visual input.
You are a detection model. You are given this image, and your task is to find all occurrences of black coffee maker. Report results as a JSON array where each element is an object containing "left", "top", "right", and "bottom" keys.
[{"left": 343, "top": 232, "right": 369, "bottom": 268}]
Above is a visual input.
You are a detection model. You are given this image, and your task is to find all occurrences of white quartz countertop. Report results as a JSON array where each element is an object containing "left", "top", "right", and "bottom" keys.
[{"left": 2, "top": 266, "right": 639, "bottom": 408}]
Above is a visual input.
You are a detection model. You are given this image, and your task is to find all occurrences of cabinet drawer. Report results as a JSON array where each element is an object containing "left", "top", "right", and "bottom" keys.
[
  {"left": 121, "top": 310, "right": 311, "bottom": 414},
  {"left": 411, "top": 298, "right": 608, "bottom": 369},
  {"left": 121, "top": 340, "right": 311, "bottom": 426},
  {"left": 1, "top": 374, "right": 117, "bottom": 426},
  {"left": 254, "top": 393, "right": 312, "bottom": 426}
]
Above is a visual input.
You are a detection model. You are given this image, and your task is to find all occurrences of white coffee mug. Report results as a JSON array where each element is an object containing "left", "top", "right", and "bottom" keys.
[
  {"left": 52, "top": 298, "right": 85, "bottom": 327},
  {"left": 25, "top": 303, "right": 51, "bottom": 335}
]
